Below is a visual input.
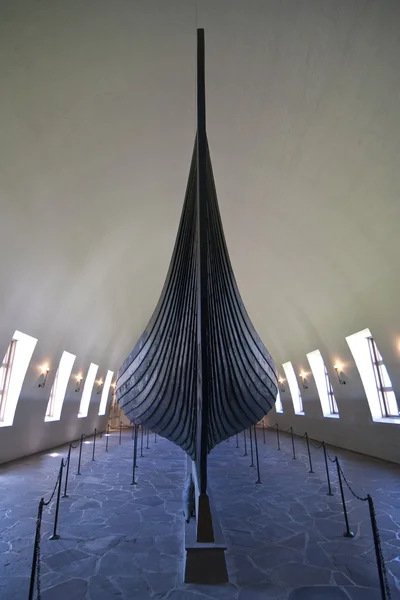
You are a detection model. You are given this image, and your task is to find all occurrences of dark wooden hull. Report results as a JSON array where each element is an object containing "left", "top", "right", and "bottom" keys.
[{"left": 116, "top": 30, "right": 277, "bottom": 492}]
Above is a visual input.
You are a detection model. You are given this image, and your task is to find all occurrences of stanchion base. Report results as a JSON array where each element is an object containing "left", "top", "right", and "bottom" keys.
[
  {"left": 292, "top": 457, "right": 296, "bottom": 460},
  {"left": 49, "top": 534, "right": 60, "bottom": 541},
  {"left": 277, "top": 448, "right": 281, "bottom": 451},
  {"left": 62, "top": 494, "right": 69, "bottom": 499},
  {"left": 343, "top": 531, "right": 355, "bottom": 538},
  {"left": 327, "top": 492, "right": 334, "bottom": 496},
  {"left": 130, "top": 481, "right": 137, "bottom": 486},
  {"left": 243, "top": 453, "right": 248, "bottom": 457},
  {"left": 309, "top": 470, "right": 314, "bottom": 474},
  {"left": 250, "top": 465, "right": 255, "bottom": 468},
  {"left": 255, "top": 480, "right": 262, "bottom": 485}
]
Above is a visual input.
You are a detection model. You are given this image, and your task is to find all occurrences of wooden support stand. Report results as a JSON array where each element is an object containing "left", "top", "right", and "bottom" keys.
[{"left": 184, "top": 458, "right": 228, "bottom": 584}]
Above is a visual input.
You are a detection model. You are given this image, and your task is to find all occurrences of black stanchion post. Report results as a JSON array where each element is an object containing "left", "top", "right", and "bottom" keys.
[
  {"left": 140, "top": 425, "right": 144, "bottom": 457},
  {"left": 155, "top": 432, "right": 157, "bottom": 443},
  {"left": 29, "top": 499, "right": 44, "bottom": 600},
  {"left": 367, "top": 495, "right": 389, "bottom": 600},
  {"left": 305, "top": 432, "right": 314, "bottom": 473},
  {"left": 131, "top": 425, "right": 139, "bottom": 485},
  {"left": 243, "top": 430, "right": 248, "bottom": 456},
  {"left": 335, "top": 457, "right": 354, "bottom": 538},
  {"left": 119, "top": 420, "right": 122, "bottom": 445},
  {"left": 146, "top": 428, "right": 150, "bottom": 449},
  {"left": 49, "top": 460, "right": 64, "bottom": 540},
  {"left": 106, "top": 423, "right": 110, "bottom": 452},
  {"left": 77, "top": 434, "right": 84, "bottom": 475},
  {"left": 92, "top": 428, "right": 97, "bottom": 461},
  {"left": 249, "top": 428, "right": 255, "bottom": 467},
  {"left": 262, "top": 421, "right": 266, "bottom": 444},
  {"left": 131, "top": 422, "right": 134, "bottom": 439},
  {"left": 62, "top": 445, "right": 72, "bottom": 498},
  {"left": 235, "top": 433, "right": 239, "bottom": 448},
  {"left": 253, "top": 425, "right": 262, "bottom": 484},
  {"left": 323, "top": 442, "right": 333, "bottom": 496},
  {"left": 276, "top": 423, "right": 281, "bottom": 451},
  {"left": 290, "top": 427, "right": 296, "bottom": 459}
]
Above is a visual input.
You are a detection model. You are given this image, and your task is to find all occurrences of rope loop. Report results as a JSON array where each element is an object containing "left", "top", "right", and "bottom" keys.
[{"left": 338, "top": 460, "right": 368, "bottom": 502}]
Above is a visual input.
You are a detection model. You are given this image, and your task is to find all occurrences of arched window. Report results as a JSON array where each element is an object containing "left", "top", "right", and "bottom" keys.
[
  {"left": 98, "top": 370, "right": 114, "bottom": 416},
  {"left": 282, "top": 361, "right": 304, "bottom": 415},
  {"left": 45, "top": 351, "right": 76, "bottom": 421},
  {"left": 78, "top": 363, "right": 98, "bottom": 418},
  {"left": 346, "top": 328, "right": 398, "bottom": 421},
  {"left": 0, "top": 331, "right": 38, "bottom": 427},
  {"left": 307, "top": 349, "right": 339, "bottom": 417}
]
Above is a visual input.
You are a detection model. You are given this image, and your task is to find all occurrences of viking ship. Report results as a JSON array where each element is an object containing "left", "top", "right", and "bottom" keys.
[{"left": 116, "top": 29, "right": 278, "bottom": 542}]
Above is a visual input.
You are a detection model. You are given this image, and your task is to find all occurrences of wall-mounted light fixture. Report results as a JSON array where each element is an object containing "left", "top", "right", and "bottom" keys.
[
  {"left": 111, "top": 382, "right": 116, "bottom": 394},
  {"left": 96, "top": 379, "right": 103, "bottom": 394},
  {"left": 299, "top": 372, "right": 308, "bottom": 389},
  {"left": 75, "top": 374, "right": 83, "bottom": 392},
  {"left": 334, "top": 363, "right": 346, "bottom": 385},
  {"left": 38, "top": 365, "right": 50, "bottom": 388},
  {"left": 278, "top": 377, "right": 285, "bottom": 392}
]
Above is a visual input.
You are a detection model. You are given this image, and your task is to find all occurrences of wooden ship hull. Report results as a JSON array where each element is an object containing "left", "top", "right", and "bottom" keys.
[{"left": 116, "top": 29, "right": 278, "bottom": 544}]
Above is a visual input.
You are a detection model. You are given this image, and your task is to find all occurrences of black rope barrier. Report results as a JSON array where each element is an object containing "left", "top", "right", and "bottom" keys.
[
  {"left": 322, "top": 442, "right": 333, "bottom": 496},
  {"left": 105, "top": 423, "right": 110, "bottom": 452},
  {"left": 91, "top": 428, "right": 97, "bottom": 461},
  {"left": 253, "top": 425, "right": 261, "bottom": 484},
  {"left": 275, "top": 423, "right": 281, "bottom": 451},
  {"left": 249, "top": 428, "right": 255, "bottom": 467},
  {"left": 260, "top": 423, "right": 392, "bottom": 598},
  {"left": 304, "top": 433, "right": 314, "bottom": 474},
  {"left": 131, "top": 424, "right": 139, "bottom": 486}
]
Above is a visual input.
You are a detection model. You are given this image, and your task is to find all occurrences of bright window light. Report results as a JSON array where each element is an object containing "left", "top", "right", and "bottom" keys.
[
  {"left": 275, "top": 390, "right": 284, "bottom": 413},
  {"left": 98, "top": 370, "right": 114, "bottom": 416},
  {"left": 346, "top": 328, "right": 399, "bottom": 421},
  {"left": 45, "top": 351, "right": 76, "bottom": 422},
  {"left": 78, "top": 363, "right": 98, "bottom": 418},
  {"left": 282, "top": 361, "right": 304, "bottom": 415},
  {"left": 0, "top": 331, "right": 38, "bottom": 427},
  {"left": 307, "top": 350, "right": 339, "bottom": 418}
]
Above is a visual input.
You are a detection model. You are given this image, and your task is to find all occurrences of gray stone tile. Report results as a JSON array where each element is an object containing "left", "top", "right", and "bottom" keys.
[
  {"left": 288, "top": 586, "right": 349, "bottom": 599},
  {"left": 344, "top": 586, "right": 384, "bottom": 600},
  {"left": 87, "top": 575, "right": 123, "bottom": 599},
  {"left": 273, "top": 562, "right": 331, "bottom": 586},
  {"left": 41, "top": 578, "right": 88, "bottom": 600}
]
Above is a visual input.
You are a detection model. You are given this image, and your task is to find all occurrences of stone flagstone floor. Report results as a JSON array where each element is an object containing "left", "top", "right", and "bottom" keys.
[{"left": 0, "top": 426, "right": 400, "bottom": 599}]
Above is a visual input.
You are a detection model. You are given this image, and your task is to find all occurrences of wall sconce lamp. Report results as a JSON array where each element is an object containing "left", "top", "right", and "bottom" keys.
[
  {"left": 96, "top": 379, "right": 103, "bottom": 394},
  {"left": 75, "top": 375, "right": 83, "bottom": 392},
  {"left": 278, "top": 377, "right": 285, "bottom": 393},
  {"left": 38, "top": 365, "right": 50, "bottom": 388},
  {"left": 111, "top": 382, "right": 116, "bottom": 394},
  {"left": 299, "top": 372, "right": 308, "bottom": 389},
  {"left": 334, "top": 364, "right": 346, "bottom": 385}
]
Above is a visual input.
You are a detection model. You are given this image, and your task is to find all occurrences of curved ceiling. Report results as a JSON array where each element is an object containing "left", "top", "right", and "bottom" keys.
[{"left": 1, "top": 0, "right": 399, "bottom": 381}]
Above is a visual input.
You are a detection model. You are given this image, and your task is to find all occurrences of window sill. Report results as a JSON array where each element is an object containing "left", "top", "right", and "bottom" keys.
[
  {"left": 294, "top": 411, "right": 305, "bottom": 416},
  {"left": 324, "top": 413, "right": 340, "bottom": 419},
  {"left": 44, "top": 416, "right": 59, "bottom": 423},
  {"left": 373, "top": 416, "right": 400, "bottom": 425}
]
